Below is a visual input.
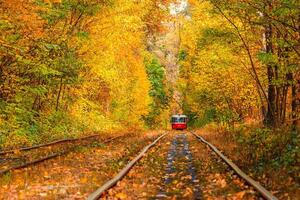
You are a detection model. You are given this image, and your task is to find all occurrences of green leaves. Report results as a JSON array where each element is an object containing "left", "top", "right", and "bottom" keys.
[
  {"left": 257, "top": 52, "right": 276, "bottom": 65},
  {"left": 27, "top": 86, "right": 48, "bottom": 96},
  {"left": 77, "top": 31, "right": 89, "bottom": 39},
  {"left": 197, "top": 28, "right": 237, "bottom": 51},
  {"left": 0, "top": 20, "right": 14, "bottom": 30},
  {"left": 178, "top": 50, "right": 187, "bottom": 61},
  {"left": 143, "top": 58, "right": 168, "bottom": 127},
  {"left": 145, "top": 58, "right": 168, "bottom": 104},
  {"left": 44, "top": 43, "right": 60, "bottom": 51},
  {"left": 6, "top": 34, "right": 21, "bottom": 43}
]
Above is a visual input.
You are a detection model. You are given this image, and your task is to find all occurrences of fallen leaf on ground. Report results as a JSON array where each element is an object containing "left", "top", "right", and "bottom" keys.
[
  {"left": 234, "top": 191, "right": 246, "bottom": 200},
  {"left": 115, "top": 192, "right": 127, "bottom": 199}
]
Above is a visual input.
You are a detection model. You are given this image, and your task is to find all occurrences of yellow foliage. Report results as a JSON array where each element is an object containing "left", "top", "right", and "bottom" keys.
[
  {"left": 178, "top": 1, "right": 259, "bottom": 120},
  {"left": 74, "top": 0, "right": 160, "bottom": 130}
]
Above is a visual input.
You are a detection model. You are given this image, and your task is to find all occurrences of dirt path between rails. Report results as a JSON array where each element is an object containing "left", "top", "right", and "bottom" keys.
[
  {"left": 103, "top": 131, "right": 260, "bottom": 200},
  {"left": 155, "top": 133, "right": 201, "bottom": 199}
]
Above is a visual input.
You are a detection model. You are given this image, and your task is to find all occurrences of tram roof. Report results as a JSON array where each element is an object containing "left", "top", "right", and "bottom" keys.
[{"left": 171, "top": 114, "right": 187, "bottom": 118}]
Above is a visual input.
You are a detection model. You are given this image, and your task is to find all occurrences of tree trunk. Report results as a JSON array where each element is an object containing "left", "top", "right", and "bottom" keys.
[
  {"left": 292, "top": 75, "right": 300, "bottom": 129},
  {"left": 56, "top": 77, "right": 63, "bottom": 111},
  {"left": 264, "top": 22, "right": 277, "bottom": 126}
]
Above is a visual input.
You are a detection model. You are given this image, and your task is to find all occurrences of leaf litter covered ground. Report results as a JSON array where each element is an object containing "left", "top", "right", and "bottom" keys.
[
  {"left": 194, "top": 129, "right": 299, "bottom": 200},
  {"left": 103, "top": 131, "right": 260, "bottom": 200},
  {"left": 0, "top": 130, "right": 276, "bottom": 199},
  {"left": 0, "top": 131, "right": 163, "bottom": 199},
  {"left": 0, "top": 135, "right": 102, "bottom": 173}
]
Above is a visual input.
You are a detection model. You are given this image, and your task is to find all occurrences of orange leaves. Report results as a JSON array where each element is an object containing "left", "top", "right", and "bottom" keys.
[
  {"left": 1, "top": 0, "right": 45, "bottom": 42},
  {"left": 211, "top": 173, "right": 227, "bottom": 188},
  {"left": 13, "top": 149, "right": 22, "bottom": 156},
  {"left": 46, "top": 0, "right": 62, "bottom": 3},
  {"left": 115, "top": 192, "right": 127, "bottom": 199},
  {"left": 80, "top": 176, "right": 88, "bottom": 184},
  {"left": 233, "top": 191, "right": 246, "bottom": 199},
  {"left": 43, "top": 171, "right": 51, "bottom": 179},
  {"left": 182, "top": 187, "right": 193, "bottom": 197}
]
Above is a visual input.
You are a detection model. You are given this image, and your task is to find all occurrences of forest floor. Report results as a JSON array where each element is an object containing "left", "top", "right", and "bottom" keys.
[
  {"left": 194, "top": 128, "right": 299, "bottom": 200},
  {"left": 0, "top": 130, "right": 294, "bottom": 199}
]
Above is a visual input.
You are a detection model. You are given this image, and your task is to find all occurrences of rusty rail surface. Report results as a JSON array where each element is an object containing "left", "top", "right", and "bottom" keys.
[
  {"left": 0, "top": 135, "right": 123, "bottom": 175},
  {"left": 190, "top": 131, "right": 278, "bottom": 200},
  {"left": 0, "top": 134, "right": 101, "bottom": 155},
  {"left": 87, "top": 132, "right": 168, "bottom": 200}
]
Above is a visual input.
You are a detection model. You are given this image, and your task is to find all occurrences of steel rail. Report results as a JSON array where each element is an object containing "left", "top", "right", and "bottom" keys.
[
  {"left": 190, "top": 131, "right": 278, "bottom": 200},
  {"left": 0, "top": 134, "right": 101, "bottom": 155},
  {"left": 0, "top": 135, "right": 123, "bottom": 175},
  {"left": 87, "top": 132, "right": 168, "bottom": 200}
]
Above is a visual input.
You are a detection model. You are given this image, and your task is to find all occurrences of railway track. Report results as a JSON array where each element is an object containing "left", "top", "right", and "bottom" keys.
[
  {"left": 87, "top": 131, "right": 278, "bottom": 200},
  {"left": 0, "top": 134, "right": 102, "bottom": 168},
  {"left": 0, "top": 134, "right": 104, "bottom": 155},
  {"left": 88, "top": 132, "right": 168, "bottom": 200},
  {"left": 191, "top": 131, "right": 277, "bottom": 200},
  {"left": 0, "top": 135, "right": 124, "bottom": 175}
]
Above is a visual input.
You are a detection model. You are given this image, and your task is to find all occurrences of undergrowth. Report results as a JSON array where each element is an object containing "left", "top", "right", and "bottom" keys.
[
  {"left": 200, "top": 124, "right": 299, "bottom": 198},
  {"left": 233, "top": 126, "right": 299, "bottom": 175}
]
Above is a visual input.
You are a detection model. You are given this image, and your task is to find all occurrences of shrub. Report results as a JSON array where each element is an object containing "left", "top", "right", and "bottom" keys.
[{"left": 234, "top": 127, "right": 299, "bottom": 172}]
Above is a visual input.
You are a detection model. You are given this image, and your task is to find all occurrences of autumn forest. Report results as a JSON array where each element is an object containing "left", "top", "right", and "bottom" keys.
[{"left": 0, "top": 0, "right": 299, "bottom": 199}]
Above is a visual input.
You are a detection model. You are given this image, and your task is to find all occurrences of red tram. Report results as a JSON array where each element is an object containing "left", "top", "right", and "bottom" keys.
[{"left": 171, "top": 114, "right": 188, "bottom": 130}]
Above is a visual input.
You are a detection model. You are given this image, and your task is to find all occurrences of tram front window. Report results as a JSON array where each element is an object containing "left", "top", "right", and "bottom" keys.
[{"left": 172, "top": 117, "right": 186, "bottom": 123}]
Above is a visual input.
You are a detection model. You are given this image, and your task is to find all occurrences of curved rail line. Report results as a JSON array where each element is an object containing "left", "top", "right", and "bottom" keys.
[
  {"left": 0, "top": 135, "right": 123, "bottom": 175},
  {"left": 87, "top": 132, "right": 168, "bottom": 200},
  {"left": 190, "top": 131, "right": 278, "bottom": 200},
  {"left": 0, "top": 134, "right": 101, "bottom": 155}
]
